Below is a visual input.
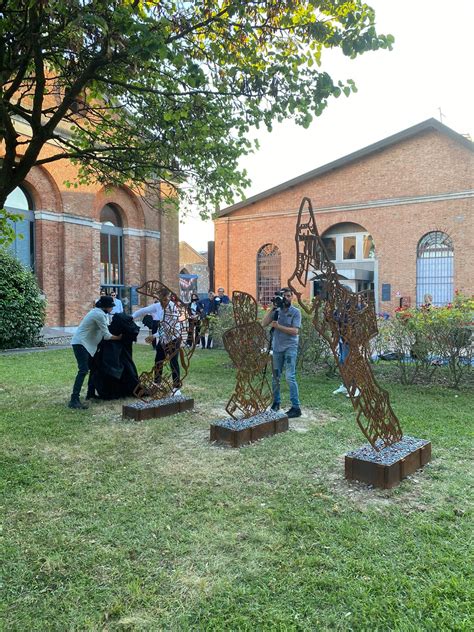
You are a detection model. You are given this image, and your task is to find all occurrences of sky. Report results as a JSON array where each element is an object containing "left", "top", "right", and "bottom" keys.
[{"left": 179, "top": 0, "right": 474, "bottom": 252}]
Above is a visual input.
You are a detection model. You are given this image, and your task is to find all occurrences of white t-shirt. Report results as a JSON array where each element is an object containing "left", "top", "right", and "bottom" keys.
[
  {"left": 111, "top": 297, "right": 124, "bottom": 314},
  {"left": 132, "top": 302, "right": 164, "bottom": 322}
]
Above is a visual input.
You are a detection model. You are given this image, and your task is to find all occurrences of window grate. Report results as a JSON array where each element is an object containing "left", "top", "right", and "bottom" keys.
[
  {"left": 416, "top": 231, "right": 453, "bottom": 306},
  {"left": 256, "top": 244, "right": 281, "bottom": 305}
]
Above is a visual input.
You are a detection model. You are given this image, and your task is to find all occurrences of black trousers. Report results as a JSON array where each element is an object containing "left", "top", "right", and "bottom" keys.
[
  {"left": 186, "top": 319, "right": 201, "bottom": 346},
  {"left": 71, "top": 344, "right": 93, "bottom": 399},
  {"left": 154, "top": 339, "right": 181, "bottom": 388}
]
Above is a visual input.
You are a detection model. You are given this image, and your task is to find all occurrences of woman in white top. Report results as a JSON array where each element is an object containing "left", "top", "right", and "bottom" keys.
[{"left": 134, "top": 289, "right": 182, "bottom": 392}]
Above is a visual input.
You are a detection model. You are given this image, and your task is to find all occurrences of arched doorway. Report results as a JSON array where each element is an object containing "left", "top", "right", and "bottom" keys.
[
  {"left": 318, "top": 223, "right": 376, "bottom": 295},
  {"left": 256, "top": 244, "right": 281, "bottom": 305},
  {"left": 416, "top": 231, "right": 453, "bottom": 306},
  {"left": 5, "top": 186, "right": 35, "bottom": 270},
  {"left": 100, "top": 204, "right": 124, "bottom": 288}
]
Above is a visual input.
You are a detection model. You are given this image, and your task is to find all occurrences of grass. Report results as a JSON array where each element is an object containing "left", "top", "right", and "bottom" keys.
[{"left": 0, "top": 346, "right": 473, "bottom": 631}]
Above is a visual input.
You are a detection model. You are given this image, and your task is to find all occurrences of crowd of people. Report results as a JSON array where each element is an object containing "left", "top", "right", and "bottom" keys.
[
  {"left": 186, "top": 287, "right": 230, "bottom": 349},
  {"left": 71, "top": 284, "right": 372, "bottom": 420}
]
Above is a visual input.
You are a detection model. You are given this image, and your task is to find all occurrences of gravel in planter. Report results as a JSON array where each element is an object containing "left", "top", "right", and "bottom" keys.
[
  {"left": 126, "top": 393, "right": 188, "bottom": 409},
  {"left": 213, "top": 409, "right": 287, "bottom": 431},
  {"left": 347, "top": 435, "right": 430, "bottom": 466}
]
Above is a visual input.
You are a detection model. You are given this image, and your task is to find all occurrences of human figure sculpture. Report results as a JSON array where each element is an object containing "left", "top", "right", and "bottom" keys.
[
  {"left": 223, "top": 291, "right": 272, "bottom": 419},
  {"left": 133, "top": 280, "right": 196, "bottom": 400},
  {"left": 288, "top": 197, "right": 403, "bottom": 450}
]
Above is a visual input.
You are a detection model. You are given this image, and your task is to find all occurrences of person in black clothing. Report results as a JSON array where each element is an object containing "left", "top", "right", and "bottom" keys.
[
  {"left": 186, "top": 292, "right": 203, "bottom": 347},
  {"left": 200, "top": 290, "right": 220, "bottom": 349},
  {"left": 87, "top": 312, "right": 140, "bottom": 399}
]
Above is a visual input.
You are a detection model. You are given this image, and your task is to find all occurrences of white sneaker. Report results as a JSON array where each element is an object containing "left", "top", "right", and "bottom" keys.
[
  {"left": 347, "top": 387, "right": 361, "bottom": 398},
  {"left": 173, "top": 388, "right": 182, "bottom": 397},
  {"left": 333, "top": 384, "right": 348, "bottom": 395}
]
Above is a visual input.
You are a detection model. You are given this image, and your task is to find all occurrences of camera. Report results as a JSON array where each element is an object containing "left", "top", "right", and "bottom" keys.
[{"left": 271, "top": 292, "right": 285, "bottom": 309}]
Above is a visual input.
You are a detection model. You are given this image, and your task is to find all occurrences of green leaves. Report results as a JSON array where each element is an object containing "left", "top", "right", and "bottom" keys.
[
  {"left": 0, "top": 0, "right": 394, "bottom": 221},
  {"left": 0, "top": 248, "right": 46, "bottom": 349},
  {"left": 0, "top": 208, "right": 23, "bottom": 247}
]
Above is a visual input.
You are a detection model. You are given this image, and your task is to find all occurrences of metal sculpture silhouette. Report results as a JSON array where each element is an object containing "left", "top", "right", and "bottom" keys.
[
  {"left": 223, "top": 291, "right": 273, "bottom": 419},
  {"left": 133, "top": 280, "right": 196, "bottom": 400},
  {"left": 288, "top": 197, "right": 403, "bottom": 449}
]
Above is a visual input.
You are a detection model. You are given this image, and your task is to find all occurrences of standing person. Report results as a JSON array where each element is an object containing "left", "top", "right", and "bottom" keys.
[
  {"left": 217, "top": 287, "right": 230, "bottom": 305},
  {"left": 110, "top": 289, "right": 124, "bottom": 314},
  {"left": 332, "top": 296, "right": 361, "bottom": 398},
  {"left": 262, "top": 287, "right": 302, "bottom": 418},
  {"left": 332, "top": 338, "right": 350, "bottom": 395},
  {"left": 145, "top": 288, "right": 182, "bottom": 394},
  {"left": 94, "top": 287, "right": 107, "bottom": 308},
  {"left": 200, "top": 290, "right": 219, "bottom": 349},
  {"left": 69, "top": 295, "right": 122, "bottom": 409},
  {"left": 422, "top": 293, "right": 433, "bottom": 310},
  {"left": 186, "top": 292, "right": 203, "bottom": 347}
]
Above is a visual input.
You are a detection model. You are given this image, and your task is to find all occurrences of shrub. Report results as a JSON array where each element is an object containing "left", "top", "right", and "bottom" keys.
[
  {"left": 387, "top": 293, "right": 473, "bottom": 388},
  {"left": 204, "top": 304, "right": 236, "bottom": 349},
  {"left": 0, "top": 248, "right": 46, "bottom": 349},
  {"left": 421, "top": 293, "right": 473, "bottom": 389}
]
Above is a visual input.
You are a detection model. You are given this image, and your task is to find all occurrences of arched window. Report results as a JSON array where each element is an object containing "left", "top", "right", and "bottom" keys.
[
  {"left": 416, "top": 231, "right": 453, "bottom": 306},
  {"left": 6, "top": 186, "right": 35, "bottom": 270},
  {"left": 257, "top": 244, "right": 281, "bottom": 305},
  {"left": 100, "top": 204, "right": 124, "bottom": 287}
]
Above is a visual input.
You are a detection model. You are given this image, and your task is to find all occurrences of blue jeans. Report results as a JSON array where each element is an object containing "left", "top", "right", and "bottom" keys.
[
  {"left": 339, "top": 339, "right": 349, "bottom": 365},
  {"left": 272, "top": 348, "right": 300, "bottom": 408}
]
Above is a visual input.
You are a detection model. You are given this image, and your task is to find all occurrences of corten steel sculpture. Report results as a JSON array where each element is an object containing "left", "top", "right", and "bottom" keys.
[
  {"left": 288, "top": 197, "right": 403, "bottom": 450},
  {"left": 223, "top": 291, "right": 273, "bottom": 419},
  {"left": 133, "top": 280, "right": 196, "bottom": 401}
]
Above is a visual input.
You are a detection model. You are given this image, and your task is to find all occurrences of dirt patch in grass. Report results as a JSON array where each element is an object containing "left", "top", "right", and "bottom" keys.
[
  {"left": 313, "top": 450, "right": 469, "bottom": 518},
  {"left": 290, "top": 410, "right": 339, "bottom": 433}
]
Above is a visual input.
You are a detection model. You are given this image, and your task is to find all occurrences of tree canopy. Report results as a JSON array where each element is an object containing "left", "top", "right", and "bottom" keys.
[{"left": 0, "top": 0, "right": 393, "bottom": 240}]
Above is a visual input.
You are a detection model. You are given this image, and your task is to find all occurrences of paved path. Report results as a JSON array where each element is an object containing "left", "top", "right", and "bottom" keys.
[{"left": 0, "top": 326, "right": 150, "bottom": 355}]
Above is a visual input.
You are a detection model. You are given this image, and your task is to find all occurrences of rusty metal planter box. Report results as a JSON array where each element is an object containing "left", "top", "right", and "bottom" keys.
[
  {"left": 345, "top": 436, "right": 431, "bottom": 489},
  {"left": 123, "top": 397, "right": 194, "bottom": 421},
  {"left": 210, "top": 412, "right": 288, "bottom": 448}
]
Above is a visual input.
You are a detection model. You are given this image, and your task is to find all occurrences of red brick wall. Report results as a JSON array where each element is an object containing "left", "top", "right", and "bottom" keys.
[
  {"left": 6, "top": 141, "right": 180, "bottom": 325},
  {"left": 215, "top": 129, "right": 473, "bottom": 312}
]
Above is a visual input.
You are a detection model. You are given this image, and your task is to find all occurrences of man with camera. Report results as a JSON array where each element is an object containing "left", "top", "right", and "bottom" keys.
[{"left": 262, "top": 287, "right": 302, "bottom": 418}]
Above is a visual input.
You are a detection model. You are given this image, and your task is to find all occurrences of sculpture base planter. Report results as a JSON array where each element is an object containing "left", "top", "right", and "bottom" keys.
[
  {"left": 345, "top": 436, "right": 431, "bottom": 489},
  {"left": 123, "top": 395, "right": 194, "bottom": 421},
  {"left": 210, "top": 410, "right": 289, "bottom": 448}
]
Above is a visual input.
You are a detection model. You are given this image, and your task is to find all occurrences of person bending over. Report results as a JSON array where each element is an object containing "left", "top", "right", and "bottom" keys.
[
  {"left": 69, "top": 295, "right": 122, "bottom": 409},
  {"left": 262, "top": 287, "right": 302, "bottom": 418}
]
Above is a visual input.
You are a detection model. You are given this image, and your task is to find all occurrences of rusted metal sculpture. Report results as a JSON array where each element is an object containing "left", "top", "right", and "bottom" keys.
[
  {"left": 223, "top": 291, "right": 273, "bottom": 419},
  {"left": 133, "top": 280, "right": 196, "bottom": 400},
  {"left": 288, "top": 197, "right": 403, "bottom": 450}
]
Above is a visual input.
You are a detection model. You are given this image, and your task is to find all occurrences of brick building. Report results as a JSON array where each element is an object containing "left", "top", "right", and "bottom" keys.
[
  {"left": 5, "top": 119, "right": 179, "bottom": 327},
  {"left": 179, "top": 241, "right": 210, "bottom": 298},
  {"left": 215, "top": 119, "right": 473, "bottom": 311}
]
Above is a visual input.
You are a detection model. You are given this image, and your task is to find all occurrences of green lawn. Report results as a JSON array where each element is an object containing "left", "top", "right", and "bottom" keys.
[{"left": 1, "top": 347, "right": 473, "bottom": 631}]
